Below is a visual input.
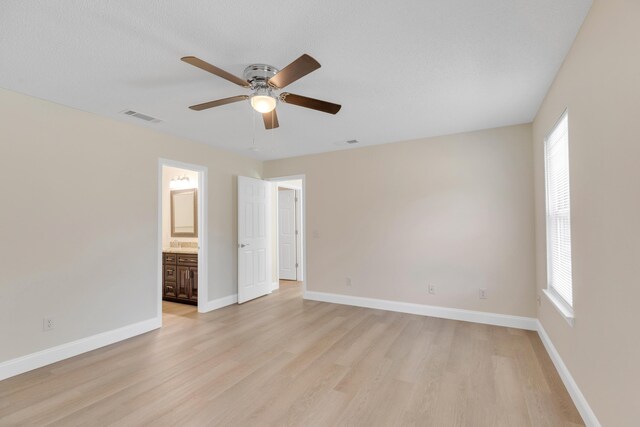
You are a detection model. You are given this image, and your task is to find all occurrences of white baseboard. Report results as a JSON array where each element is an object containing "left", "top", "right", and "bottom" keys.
[
  {"left": 200, "top": 294, "right": 238, "bottom": 313},
  {"left": 536, "top": 321, "right": 601, "bottom": 427},
  {"left": 0, "top": 317, "right": 161, "bottom": 381},
  {"left": 1, "top": 293, "right": 239, "bottom": 381},
  {"left": 271, "top": 281, "right": 279, "bottom": 291},
  {"left": 303, "top": 291, "right": 537, "bottom": 330},
  {"left": 1, "top": 295, "right": 239, "bottom": 381}
]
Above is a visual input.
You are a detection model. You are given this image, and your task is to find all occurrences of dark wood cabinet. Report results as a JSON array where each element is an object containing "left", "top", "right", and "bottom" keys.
[
  {"left": 188, "top": 267, "right": 198, "bottom": 302},
  {"left": 163, "top": 252, "right": 198, "bottom": 305}
]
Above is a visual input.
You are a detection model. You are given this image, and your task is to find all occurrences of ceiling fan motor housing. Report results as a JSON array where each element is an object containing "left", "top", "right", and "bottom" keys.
[{"left": 243, "top": 64, "right": 279, "bottom": 90}]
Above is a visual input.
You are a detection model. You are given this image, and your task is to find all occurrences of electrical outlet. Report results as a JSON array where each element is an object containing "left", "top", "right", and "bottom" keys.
[
  {"left": 428, "top": 284, "right": 436, "bottom": 295},
  {"left": 346, "top": 277, "right": 352, "bottom": 287},
  {"left": 43, "top": 317, "right": 55, "bottom": 331},
  {"left": 479, "top": 288, "right": 488, "bottom": 299}
]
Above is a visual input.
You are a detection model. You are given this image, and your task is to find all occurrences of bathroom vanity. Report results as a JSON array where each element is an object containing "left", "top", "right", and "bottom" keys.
[{"left": 163, "top": 251, "right": 198, "bottom": 305}]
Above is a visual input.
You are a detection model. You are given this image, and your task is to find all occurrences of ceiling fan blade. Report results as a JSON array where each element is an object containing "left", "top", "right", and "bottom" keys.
[
  {"left": 181, "top": 56, "right": 250, "bottom": 88},
  {"left": 268, "top": 54, "right": 321, "bottom": 89},
  {"left": 189, "top": 95, "right": 249, "bottom": 111},
  {"left": 262, "top": 109, "right": 279, "bottom": 129},
  {"left": 280, "top": 93, "right": 341, "bottom": 115}
]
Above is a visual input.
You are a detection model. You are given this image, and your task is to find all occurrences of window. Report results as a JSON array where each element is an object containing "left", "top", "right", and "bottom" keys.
[{"left": 544, "top": 111, "right": 574, "bottom": 322}]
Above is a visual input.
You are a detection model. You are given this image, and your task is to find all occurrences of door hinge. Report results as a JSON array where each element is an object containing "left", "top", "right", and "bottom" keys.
[
  {"left": 295, "top": 230, "right": 299, "bottom": 235},
  {"left": 295, "top": 197, "right": 298, "bottom": 202},
  {"left": 296, "top": 263, "right": 299, "bottom": 268}
]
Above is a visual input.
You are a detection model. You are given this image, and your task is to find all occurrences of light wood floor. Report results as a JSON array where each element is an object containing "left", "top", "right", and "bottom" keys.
[{"left": 0, "top": 285, "right": 583, "bottom": 426}]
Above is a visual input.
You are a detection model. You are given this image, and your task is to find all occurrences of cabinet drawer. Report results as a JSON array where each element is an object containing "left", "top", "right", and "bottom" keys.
[
  {"left": 177, "top": 254, "right": 198, "bottom": 266},
  {"left": 163, "top": 253, "right": 177, "bottom": 265},
  {"left": 164, "top": 265, "right": 178, "bottom": 282},
  {"left": 164, "top": 282, "right": 177, "bottom": 298}
]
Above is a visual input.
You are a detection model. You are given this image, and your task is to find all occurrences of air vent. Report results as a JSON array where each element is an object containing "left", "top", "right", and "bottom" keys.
[
  {"left": 333, "top": 139, "right": 362, "bottom": 147},
  {"left": 121, "top": 110, "right": 162, "bottom": 123}
]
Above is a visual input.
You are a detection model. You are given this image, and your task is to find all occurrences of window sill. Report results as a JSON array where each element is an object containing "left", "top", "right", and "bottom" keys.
[{"left": 543, "top": 289, "right": 575, "bottom": 327}]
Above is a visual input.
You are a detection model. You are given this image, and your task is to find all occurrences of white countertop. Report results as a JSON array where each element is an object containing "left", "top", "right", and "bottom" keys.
[{"left": 163, "top": 248, "right": 199, "bottom": 254}]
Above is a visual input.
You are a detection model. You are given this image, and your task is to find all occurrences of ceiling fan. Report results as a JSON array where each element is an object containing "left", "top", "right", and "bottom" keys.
[{"left": 181, "top": 54, "right": 341, "bottom": 130}]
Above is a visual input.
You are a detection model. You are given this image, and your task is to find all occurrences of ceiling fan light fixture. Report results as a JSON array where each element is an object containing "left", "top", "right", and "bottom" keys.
[{"left": 250, "top": 88, "right": 277, "bottom": 113}]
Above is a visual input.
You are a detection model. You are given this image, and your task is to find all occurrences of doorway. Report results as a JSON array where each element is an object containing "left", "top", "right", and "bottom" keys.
[
  {"left": 269, "top": 176, "right": 305, "bottom": 294},
  {"left": 235, "top": 174, "right": 306, "bottom": 304},
  {"left": 158, "top": 159, "right": 208, "bottom": 322}
]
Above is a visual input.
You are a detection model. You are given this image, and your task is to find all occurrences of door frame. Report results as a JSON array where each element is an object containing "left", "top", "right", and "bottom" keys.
[
  {"left": 158, "top": 158, "right": 208, "bottom": 320},
  {"left": 267, "top": 175, "right": 306, "bottom": 296}
]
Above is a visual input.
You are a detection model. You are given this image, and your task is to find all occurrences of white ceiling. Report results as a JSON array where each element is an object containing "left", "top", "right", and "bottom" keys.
[{"left": 0, "top": 0, "right": 592, "bottom": 160}]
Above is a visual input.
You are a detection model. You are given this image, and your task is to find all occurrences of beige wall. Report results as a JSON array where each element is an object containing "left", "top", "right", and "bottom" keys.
[
  {"left": 265, "top": 124, "right": 536, "bottom": 317},
  {"left": 162, "top": 166, "right": 199, "bottom": 249},
  {"left": 532, "top": 1, "right": 640, "bottom": 425},
  {"left": 0, "top": 87, "right": 261, "bottom": 363}
]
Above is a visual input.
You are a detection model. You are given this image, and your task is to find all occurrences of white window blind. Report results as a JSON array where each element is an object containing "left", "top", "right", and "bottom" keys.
[{"left": 544, "top": 111, "right": 573, "bottom": 308}]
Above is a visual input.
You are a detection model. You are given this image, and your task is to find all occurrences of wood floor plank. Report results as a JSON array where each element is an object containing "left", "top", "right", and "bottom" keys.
[{"left": 0, "top": 284, "right": 584, "bottom": 426}]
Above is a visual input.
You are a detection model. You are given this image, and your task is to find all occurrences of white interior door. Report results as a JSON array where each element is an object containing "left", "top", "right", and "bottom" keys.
[
  {"left": 238, "top": 176, "right": 272, "bottom": 303},
  {"left": 278, "top": 188, "right": 297, "bottom": 280}
]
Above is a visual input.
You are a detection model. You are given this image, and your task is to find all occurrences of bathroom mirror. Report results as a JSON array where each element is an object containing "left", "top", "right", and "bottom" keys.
[{"left": 171, "top": 188, "right": 198, "bottom": 237}]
